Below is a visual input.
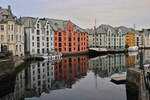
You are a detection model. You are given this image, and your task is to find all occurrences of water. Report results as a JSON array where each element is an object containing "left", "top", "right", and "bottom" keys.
[{"left": 0, "top": 50, "right": 149, "bottom": 100}]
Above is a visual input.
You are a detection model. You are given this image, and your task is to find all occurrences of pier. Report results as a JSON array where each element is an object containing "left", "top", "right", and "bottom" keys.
[{"left": 127, "top": 68, "right": 150, "bottom": 100}]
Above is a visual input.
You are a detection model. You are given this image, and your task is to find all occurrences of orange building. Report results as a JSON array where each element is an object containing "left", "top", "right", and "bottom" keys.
[
  {"left": 49, "top": 19, "right": 88, "bottom": 54},
  {"left": 54, "top": 56, "right": 88, "bottom": 88},
  {"left": 124, "top": 32, "right": 136, "bottom": 47}
]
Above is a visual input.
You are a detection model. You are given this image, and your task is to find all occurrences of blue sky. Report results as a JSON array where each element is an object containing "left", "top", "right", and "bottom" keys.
[{"left": 0, "top": 0, "right": 150, "bottom": 29}]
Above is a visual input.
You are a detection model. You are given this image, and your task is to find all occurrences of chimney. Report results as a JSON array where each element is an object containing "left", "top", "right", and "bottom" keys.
[{"left": 8, "top": 5, "right": 11, "bottom": 11}]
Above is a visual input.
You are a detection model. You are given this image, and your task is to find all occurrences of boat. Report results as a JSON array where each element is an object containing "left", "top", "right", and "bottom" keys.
[
  {"left": 110, "top": 72, "right": 126, "bottom": 84},
  {"left": 128, "top": 46, "right": 139, "bottom": 52}
]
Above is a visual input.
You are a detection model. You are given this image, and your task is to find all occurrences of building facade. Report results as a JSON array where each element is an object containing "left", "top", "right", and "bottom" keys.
[
  {"left": 139, "top": 29, "right": 150, "bottom": 48},
  {"left": 0, "top": 6, "right": 24, "bottom": 56},
  {"left": 87, "top": 25, "right": 126, "bottom": 50},
  {"left": 48, "top": 19, "right": 88, "bottom": 54},
  {"left": 21, "top": 17, "right": 54, "bottom": 55},
  {"left": 124, "top": 32, "right": 136, "bottom": 48}
]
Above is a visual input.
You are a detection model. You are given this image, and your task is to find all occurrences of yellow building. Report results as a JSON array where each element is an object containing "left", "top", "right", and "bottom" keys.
[
  {"left": 124, "top": 32, "right": 136, "bottom": 47},
  {"left": 125, "top": 55, "right": 135, "bottom": 67},
  {"left": 0, "top": 6, "right": 24, "bottom": 56}
]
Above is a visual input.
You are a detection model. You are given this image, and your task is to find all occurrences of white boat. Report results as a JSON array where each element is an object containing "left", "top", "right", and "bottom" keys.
[
  {"left": 36, "top": 53, "right": 62, "bottom": 61},
  {"left": 128, "top": 46, "right": 139, "bottom": 52},
  {"left": 111, "top": 72, "right": 126, "bottom": 84}
]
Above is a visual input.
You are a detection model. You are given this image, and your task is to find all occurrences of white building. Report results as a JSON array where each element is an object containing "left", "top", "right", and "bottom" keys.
[
  {"left": 87, "top": 25, "right": 126, "bottom": 50},
  {"left": 21, "top": 17, "right": 54, "bottom": 55},
  {"left": 139, "top": 29, "right": 150, "bottom": 48},
  {"left": 15, "top": 19, "right": 25, "bottom": 56}
]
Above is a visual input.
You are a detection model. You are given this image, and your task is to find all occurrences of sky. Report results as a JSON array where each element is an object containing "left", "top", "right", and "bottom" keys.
[{"left": 0, "top": 0, "right": 150, "bottom": 30}]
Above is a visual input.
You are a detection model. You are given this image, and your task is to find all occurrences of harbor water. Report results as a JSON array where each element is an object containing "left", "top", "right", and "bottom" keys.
[{"left": 0, "top": 50, "right": 150, "bottom": 100}]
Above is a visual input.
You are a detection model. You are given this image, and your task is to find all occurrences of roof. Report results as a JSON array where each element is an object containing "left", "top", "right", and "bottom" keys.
[
  {"left": 46, "top": 18, "right": 68, "bottom": 31},
  {"left": 47, "top": 18, "right": 85, "bottom": 32},
  {"left": 21, "top": 17, "right": 86, "bottom": 32},
  {"left": 20, "top": 17, "right": 38, "bottom": 28},
  {"left": 140, "top": 29, "right": 150, "bottom": 34},
  {"left": 0, "top": 6, "right": 15, "bottom": 22}
]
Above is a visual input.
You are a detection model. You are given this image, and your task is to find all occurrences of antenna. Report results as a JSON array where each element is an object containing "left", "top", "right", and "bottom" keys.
[{"left": 94, "top": 18, "right": 97, "bottom": 34}]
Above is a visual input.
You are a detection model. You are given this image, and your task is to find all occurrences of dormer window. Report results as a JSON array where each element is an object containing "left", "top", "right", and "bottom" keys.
[{"left": 37, "top": 24, "right": 39, "bottom": 28}]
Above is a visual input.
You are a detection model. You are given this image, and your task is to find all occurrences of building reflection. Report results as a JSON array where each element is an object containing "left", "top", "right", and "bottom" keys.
[
  {"left": 143, "top": 50, "right": 150, "bottom": 64},
  {"left": 53, "top": 56, "right": 88, "bottom": 88},
  {"left": 26, "top": 61, "right": 55, "bottom": 97},
  {"left": 0, "top": 70, "right": 25, "bottom": 100},
  {"left": 125, "top": 52, "right": 138, "bottom": 68},
  {"left": 0, "top": 56, "right": 88, "bottom": 100},
  {"left": 89, "top": 54, "right": 126, "bottom": 78}
]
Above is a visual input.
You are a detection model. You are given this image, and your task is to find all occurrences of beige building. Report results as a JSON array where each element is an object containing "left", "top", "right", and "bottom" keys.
[{"left": 0, "top": 6, "right": 24, "bottom": 56}]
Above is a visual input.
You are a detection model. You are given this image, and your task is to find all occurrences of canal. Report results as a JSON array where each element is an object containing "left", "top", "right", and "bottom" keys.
[{"left": 0, "top": 50, "right": 150, "bottom": 100}]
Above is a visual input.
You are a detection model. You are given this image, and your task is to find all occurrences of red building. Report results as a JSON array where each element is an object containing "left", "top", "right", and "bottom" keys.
[
  {"left": 54, "top": 56, "right": 88, "bottom": 88},
  {"left": 48, "top": 19, "right": 88, "bottom": 54}
]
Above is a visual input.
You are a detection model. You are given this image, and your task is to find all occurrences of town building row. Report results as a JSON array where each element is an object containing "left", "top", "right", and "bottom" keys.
[
  {"left": 86, "top": 24, "right": 150, "bottom": 50},
  {"left": 0, "top": 6, "right": 88, "bottom": 57},
  {"left": 1, "top": 6, "right": 150, "bottom": 57}
]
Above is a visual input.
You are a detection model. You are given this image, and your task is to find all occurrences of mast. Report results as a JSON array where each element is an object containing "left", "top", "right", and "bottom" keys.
[{"left": 94, "top": 18, "right": 97, "bottom": 48}]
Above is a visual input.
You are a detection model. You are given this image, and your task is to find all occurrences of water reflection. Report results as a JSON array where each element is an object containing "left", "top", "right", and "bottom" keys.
[
  {"left": 26, "top": 61, "right": 54, "bottom": 97},
  {"left": 89, "top": 54, "right": 126, "bottom": 78},
  {"left": 0, "top": 51, "right": 150, "bottom": 100},
  {"left": 53, "top": 56, "right": 88, "bottom": 89}
]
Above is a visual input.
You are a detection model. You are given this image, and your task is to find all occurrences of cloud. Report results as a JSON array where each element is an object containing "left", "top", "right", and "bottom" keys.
[{"left": 0, "top": 0, "right": 150, "bottom": 29}]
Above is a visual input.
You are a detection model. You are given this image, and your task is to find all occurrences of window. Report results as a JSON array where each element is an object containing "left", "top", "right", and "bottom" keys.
[
  {"left": 59, "top": 32, "right": 61, "bottom": 36},
  {"left": 59, "top": 43, "right": 62, "bottom": 47},
  {"left": 37, "top": 43, "right": 40, "bottom": 47},
  {"left": 47, "top": 31, "right": 49, "bottom": 35},
  {"left": 42, "top": 48, "right": 44, "bottom": 53},
  {"left": 59, "top": 37, "right": 61, "bottom": 42},
  {"left": 69, "top": 43, "right": 71, "bottom": 46},
  {"left": 69, "top": 37, "right": 71, "bottom": 41},
  {"left": 69, "top": 48, "right": 71, "bottom": 52},
  {"left": 59, "top": 48, "right": 61, "bottom": 51},
  {"left": 1, "top": 35, "right": 4, "bottom": 41},
  {"left": 37, "top": 30, "right": 40, "bottom": 35},
  {"left": 20, "top": 45, "right": 21, "bottom": 51},
  {"left": 32, "top": 42, "right": 34, "bottom": 46},
  {"left": 32, "top": 36, "right": 34, "bottom": 40},
  {"left": 37, "top": 24, "right": 39, "bottom": 28},
  {"left": 47, "top": 37, "right": 49, "bottom": 41},
  {"left": 11, "top": 25, "right": 13, "bottom": 31},
  {"left": 37, "top": 49, "right": 40, "bottom": 53},
  {"left": 0, "top": 25, "right": 4, "bottom": 31},
  {"left": 37, "top": 37, "right": 40, "bottom": 41},
  {"left": 11, "top": 35, "right": 13, "bottom": 41}
]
